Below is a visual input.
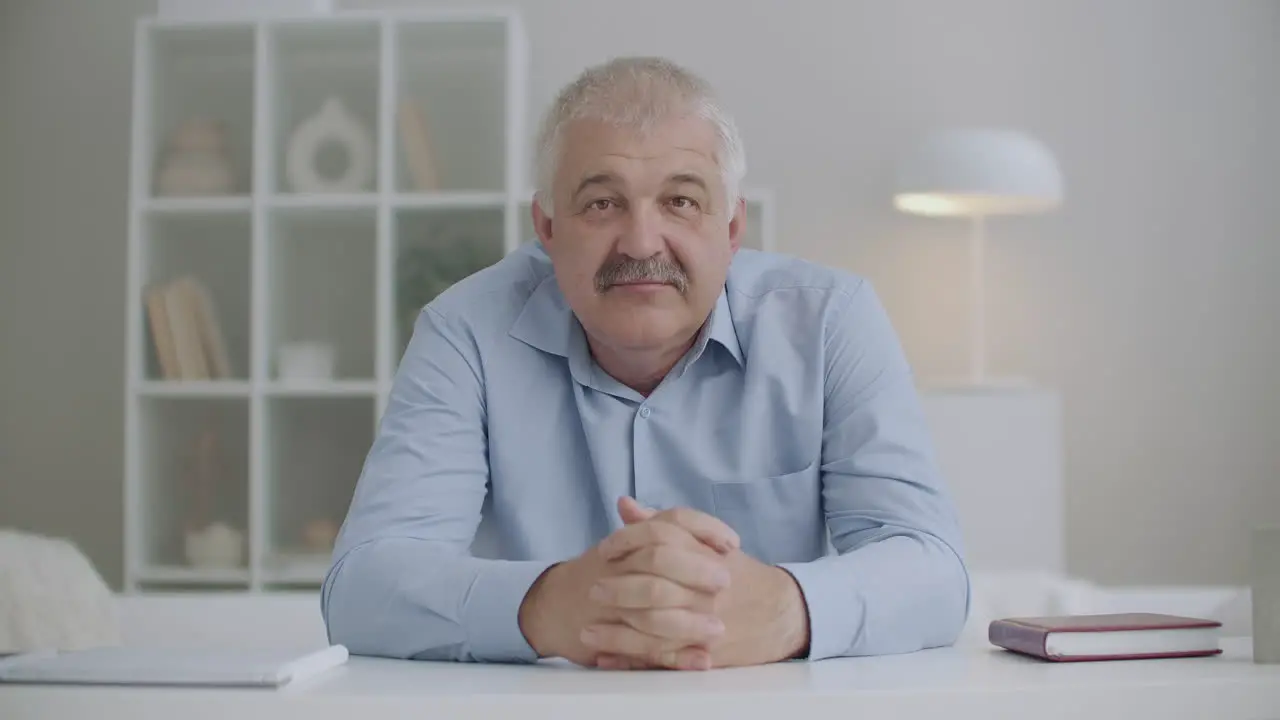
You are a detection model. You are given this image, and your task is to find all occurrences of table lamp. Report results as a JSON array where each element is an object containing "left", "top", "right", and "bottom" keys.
[{"left": 893, "top": 127, "right": 1064, "bottom": 388}]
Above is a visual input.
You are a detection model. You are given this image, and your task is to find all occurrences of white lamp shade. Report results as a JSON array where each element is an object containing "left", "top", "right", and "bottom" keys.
[{"left": 893, "top": 128, "right": 1064, "bottom": 217}]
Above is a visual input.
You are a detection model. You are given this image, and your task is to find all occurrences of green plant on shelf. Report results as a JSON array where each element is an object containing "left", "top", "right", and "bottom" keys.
[{"left": 396, "top": 221, "right": 504, "bottom": 352}]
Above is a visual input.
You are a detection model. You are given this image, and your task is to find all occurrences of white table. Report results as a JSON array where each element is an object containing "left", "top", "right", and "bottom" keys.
[{"left": 3, "top": 638, "right": 1278, "bottom": 720}]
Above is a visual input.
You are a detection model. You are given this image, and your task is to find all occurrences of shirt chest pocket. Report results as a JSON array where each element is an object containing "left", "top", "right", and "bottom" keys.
[{"left": 709, "top": 461, "right": 826, "bottom": 564}]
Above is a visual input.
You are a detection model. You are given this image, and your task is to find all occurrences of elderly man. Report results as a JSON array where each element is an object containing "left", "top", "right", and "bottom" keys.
[{"left": 322, "top": 56, "right": 969, "bottom": 671}]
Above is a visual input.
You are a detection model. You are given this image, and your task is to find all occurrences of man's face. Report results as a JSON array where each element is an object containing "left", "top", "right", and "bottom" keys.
[{"left": 533, "top": 115, "right": 744, "bottom": 356}]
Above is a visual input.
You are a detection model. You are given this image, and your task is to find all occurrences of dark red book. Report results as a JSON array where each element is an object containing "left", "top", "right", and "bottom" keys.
[{"left": 989, "top": 613, "right": 1222, "bottom": 662}]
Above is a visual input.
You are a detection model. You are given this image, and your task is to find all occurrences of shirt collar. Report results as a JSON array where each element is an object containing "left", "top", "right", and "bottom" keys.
[
  {"left": 698, "top": 289, "right": 744, "bottom": 367},
  {"left": 509, "top": 273, "right": 575, "bottom": 358},
  {"left": 509, "top": 274, "right": 744, "bottom": 369}
]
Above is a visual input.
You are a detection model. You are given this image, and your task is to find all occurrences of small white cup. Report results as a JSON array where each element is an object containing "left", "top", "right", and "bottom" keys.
[
  {"left": 277, "top": 341, "right": 336, "bottom": 383},
  {"left": 1251, "top": 526, "right": 1280, "bottom": 663},
  {"left": 185, "top": 522, "right": 245, "bottom": 569}
]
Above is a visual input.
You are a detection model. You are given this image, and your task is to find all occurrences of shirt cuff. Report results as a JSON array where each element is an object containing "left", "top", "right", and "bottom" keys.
[
  {"left": 462, "top": 559, "right": 557, "bottom": 663},
  {"left": 776, "top": 556, "right": 867, "bottom": 662}
]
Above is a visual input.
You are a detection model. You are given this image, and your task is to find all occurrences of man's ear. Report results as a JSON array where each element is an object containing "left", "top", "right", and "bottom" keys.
[
  {"left": 727, "top": 196, "right": 747, "bottom": 253},
  {"left": 531, "top": 193, "right": 554, "bottom": 247}
]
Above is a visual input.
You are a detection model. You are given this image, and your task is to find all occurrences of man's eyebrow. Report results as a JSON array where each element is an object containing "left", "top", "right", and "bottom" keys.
[
  {"left": 573, "top": 173, "right": 619, "bottom": 199},
  {"left": 667, "top": 173, "right": 708, "bottom": 193}
]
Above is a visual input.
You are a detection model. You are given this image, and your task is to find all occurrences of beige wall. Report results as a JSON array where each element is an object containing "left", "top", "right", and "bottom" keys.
[
  {"left": 1, "top": 0, "right": 156, "bottom": 589},
  {"left": 2, "top": 0, "right": 1277, "bottom": 589}
]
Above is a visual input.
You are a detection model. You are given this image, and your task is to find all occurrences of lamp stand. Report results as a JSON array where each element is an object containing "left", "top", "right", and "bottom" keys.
[
  {"left": 969, "top": 214, "right": 987, "bottom": 385},
  {"left": 925, "top": 215, "right": 1033, "bottom": 393}
]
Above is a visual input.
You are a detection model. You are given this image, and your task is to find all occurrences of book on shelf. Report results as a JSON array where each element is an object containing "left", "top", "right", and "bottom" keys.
[
  {"left": 144, "top": 275, "right": 232, "bottom": 381},
  {"left": 988, "top": 612, "right": 1222, "bottom": 662},
  {"left": 398, "top": 97, "right": 440, "bottom": 192}
]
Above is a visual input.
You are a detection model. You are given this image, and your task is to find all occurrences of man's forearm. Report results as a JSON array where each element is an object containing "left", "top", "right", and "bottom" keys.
[
  {"left": 321, "top": 536, "right": 555, "bottom": 663},
  {"left": 515, "top": 561, "right": 572, "bottom": 658},
  {"left": 778, "top": 531, "right": 969, "bottom": 661},
  {"left": 763, "top": 564, "right": 811, "bottom": 660}
]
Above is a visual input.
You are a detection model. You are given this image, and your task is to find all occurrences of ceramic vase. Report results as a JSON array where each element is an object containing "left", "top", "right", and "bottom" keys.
[
  {"left": 285, "top": 96, "right": 374, "bottom": 193},
  {"left": 156, "top": 117, "right": 236, "bottom": 196}
]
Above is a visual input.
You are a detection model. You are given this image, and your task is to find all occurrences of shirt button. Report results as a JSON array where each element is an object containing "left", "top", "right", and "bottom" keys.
[{"left": 639, "top": 406, "right": 651, "bottom": 418}]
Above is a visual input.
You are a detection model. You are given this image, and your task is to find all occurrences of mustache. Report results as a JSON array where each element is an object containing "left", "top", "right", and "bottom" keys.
[{"left": 594, "top": 256, "right": 689, "bottom": 294}]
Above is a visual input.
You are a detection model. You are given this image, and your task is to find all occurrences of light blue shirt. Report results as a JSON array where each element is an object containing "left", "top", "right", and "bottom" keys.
[{"left": 322, "top": 240, "right": 970, "bottom": 663}]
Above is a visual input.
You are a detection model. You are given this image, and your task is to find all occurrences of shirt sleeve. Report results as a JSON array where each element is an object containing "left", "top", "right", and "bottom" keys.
[
  {"left": 777, "top": 281, "right": 971, "bottom": 661},
  {"left": 321, "top": 305, "right": 555, "bottom": 663}
]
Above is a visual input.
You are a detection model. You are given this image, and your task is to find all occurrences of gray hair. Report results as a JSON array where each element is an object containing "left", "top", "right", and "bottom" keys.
[{"left": 533, "top": 56, "right": 746, "bottom": 218}]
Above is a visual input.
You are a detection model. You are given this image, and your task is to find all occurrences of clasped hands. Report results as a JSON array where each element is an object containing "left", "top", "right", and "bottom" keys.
[{"left": 518, "top": 496, "right": 809, "bottom": 670}]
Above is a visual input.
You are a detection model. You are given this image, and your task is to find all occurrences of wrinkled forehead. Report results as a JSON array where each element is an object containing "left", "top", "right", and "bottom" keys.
[{"left": 555, "top": 115, "right": 724, "bottom": 191}]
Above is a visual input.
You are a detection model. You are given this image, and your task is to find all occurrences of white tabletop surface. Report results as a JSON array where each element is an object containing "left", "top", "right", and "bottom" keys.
[{"left": 3, "top": 637, "right": 1279, "bottom": 720}]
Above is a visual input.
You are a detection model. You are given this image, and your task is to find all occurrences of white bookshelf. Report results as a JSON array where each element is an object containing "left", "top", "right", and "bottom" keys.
[{"left": 124, "top": 7, "right": 776, "bottom": 593}]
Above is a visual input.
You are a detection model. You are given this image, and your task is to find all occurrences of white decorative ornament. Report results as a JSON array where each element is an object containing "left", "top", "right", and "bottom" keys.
[
  {"left": 276, "top": 341, "right": 337, "bottom": 383},
  {"left": 184, "top": 522, "right": 245, "bottom": 569},
  {"left": 285, "top": 97, "right": 374, "bottom": 193}
]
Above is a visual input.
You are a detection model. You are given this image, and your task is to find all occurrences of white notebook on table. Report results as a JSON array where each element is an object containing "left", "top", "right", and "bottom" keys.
[{"left": 0, "top": 644, "right": 348, "bottom": 688}]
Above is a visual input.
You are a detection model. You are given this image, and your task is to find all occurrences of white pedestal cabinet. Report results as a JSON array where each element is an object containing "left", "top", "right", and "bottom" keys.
[{"left": 921, "top": 387, "right": 1065, "bottom": 576}]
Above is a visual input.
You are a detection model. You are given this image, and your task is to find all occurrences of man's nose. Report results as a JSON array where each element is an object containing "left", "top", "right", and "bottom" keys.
[{"left": 615, "top": 202, "right": 665, "bottom": 259}]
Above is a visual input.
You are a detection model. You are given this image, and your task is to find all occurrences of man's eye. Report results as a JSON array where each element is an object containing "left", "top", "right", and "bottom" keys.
[
  {"left": 669, "top": 196, "right": 698, "bottom": 210},
  {"left": 587, "top": 198, "right": 615, "bottom": 211}
]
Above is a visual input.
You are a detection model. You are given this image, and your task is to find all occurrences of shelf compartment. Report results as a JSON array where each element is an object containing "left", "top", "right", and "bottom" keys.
[
  {"left": 142, "top": 212, "right": 250, "bottom": 381},
  {"left": 393, "top": 206, "right": 506, "bottom": 356},
  {"left": 269, "top": 20, "right": 381, "bottom": 196},
  {"left": 136, "top": 397, "right": 250, "bottom": 573},
  {"left": 266, "top": 206, "right": 377, "bottom": 383},
  {"left": 263, "top": 396, "right": 374, "bottom": 572},
  {"left": 393, "top": 19, "right": 507, "bottom": 194},
  {"left": 145, "top": 23, "right": 255, "bottom": 200}
]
